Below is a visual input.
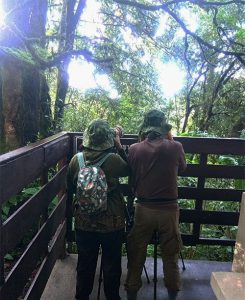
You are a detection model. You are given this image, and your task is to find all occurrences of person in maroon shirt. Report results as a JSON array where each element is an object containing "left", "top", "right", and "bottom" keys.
[{"left": 125, "top": 109, "right": 186, "bottom": 300}]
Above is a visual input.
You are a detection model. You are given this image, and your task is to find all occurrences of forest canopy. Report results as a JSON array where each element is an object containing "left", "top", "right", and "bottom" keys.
[{"left": 0, "top": 0, "right": 244, "bottom": 153}]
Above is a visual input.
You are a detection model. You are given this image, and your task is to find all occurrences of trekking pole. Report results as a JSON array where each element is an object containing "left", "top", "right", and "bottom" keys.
[
  {"left": 97, "top": 253, "right": 103, "bottom": 300},
  {"left": 143, "top": 265, "right": 150, "bottom": 284},
  {"left": 153, "top": 231, "right": 158, "bottom": 300},
  {"left": 180, "top": 251, "right": 186, "bottom": 271}
]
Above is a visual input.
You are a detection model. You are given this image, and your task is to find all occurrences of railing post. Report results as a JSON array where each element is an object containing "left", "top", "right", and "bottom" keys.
[
  {"left": 58, "top": 158, "right": 67, "bottom": 259},
  {"left": 193, "top": 153, "right": 207, "bottom": 242},
  {"left": 40, "top": 167, "right": 49, "bottom": 225},
  {"left": 0, "top": 208, "right": 4, "bottom": 286},
  {"left": 66, "top": 133, "right": 75, "bottom": 253}
]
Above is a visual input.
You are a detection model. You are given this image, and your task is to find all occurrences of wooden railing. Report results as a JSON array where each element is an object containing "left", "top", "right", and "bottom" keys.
[
  {"left": 0, "top": 132, "right": 244, "bottom": 299},
  {"left": 69, "top": 133, "right": 245, "bottom": 246},
  {"left": 0, "top": 132, "right": 71, "bottom": 300}
]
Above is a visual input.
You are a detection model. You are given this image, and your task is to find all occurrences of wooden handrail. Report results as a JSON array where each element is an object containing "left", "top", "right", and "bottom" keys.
[{"left": 0, "top": 132, "right": 244, "bottom": 300}]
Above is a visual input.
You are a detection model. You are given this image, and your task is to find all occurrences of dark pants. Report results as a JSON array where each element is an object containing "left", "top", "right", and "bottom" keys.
[{"left": 75, "top": 229, "right": 123, "bottom": 300}]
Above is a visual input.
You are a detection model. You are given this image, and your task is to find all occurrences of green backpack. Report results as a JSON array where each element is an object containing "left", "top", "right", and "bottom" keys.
[{"left": 76, "top": 152, "right": 112, "bottom": 215}]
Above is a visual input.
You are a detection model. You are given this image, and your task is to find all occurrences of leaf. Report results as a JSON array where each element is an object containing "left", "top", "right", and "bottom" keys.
[
  {"left": 2, "top": 205, "right": 10, "bottom": 217},
  {"left": 234, "top": 179, "right": 245, "bottom": 190},
  {"left": 4, "top": 253, "right": 14, "bottom": 261},
  {"left": 23, "top": 187, "right": 39, "bottom": 195},
  {"left": 218, "top": 156, "right": 238, "bottom": 166}
]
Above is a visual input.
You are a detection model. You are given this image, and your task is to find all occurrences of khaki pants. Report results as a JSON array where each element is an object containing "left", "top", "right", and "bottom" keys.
[{"left": 125, "top": 204, "right": 182, "bottom": 292}]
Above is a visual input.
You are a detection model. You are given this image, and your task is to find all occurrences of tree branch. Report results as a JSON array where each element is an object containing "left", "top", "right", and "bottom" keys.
[
  {"left": 113, "top": 0, "right": 245, "bottom": 10},
  {"left": 46, "top": 49, "right": 113, "bottom": 68},
  {"left": 113, "top": 0, "right": 245, "bottom": 65},
  {"left": 3, "top": 0, "right": 34, "bottom": 21},
  {"left": 70, "top": 0, "right": 87, "bottom": 33},
  {"left": 5, "top": 22, "right": 112, "bottom": 69}
]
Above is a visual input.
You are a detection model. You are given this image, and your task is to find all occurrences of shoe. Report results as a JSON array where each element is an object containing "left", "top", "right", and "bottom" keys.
[
  {"left": 167, "top": 289, "right": 178, "bottom": 300},
  {"left": 126, "top": 291, "right": 137, "bottom": 300}
]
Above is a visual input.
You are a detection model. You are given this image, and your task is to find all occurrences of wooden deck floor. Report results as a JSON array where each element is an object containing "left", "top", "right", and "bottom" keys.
[{"left": 41, "top": 254, "right": 231, "bottom": 300}]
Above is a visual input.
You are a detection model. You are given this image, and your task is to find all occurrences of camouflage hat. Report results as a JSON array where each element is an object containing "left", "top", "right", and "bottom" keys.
[
  {"left": 83, "top": 119, "right": 114, "bottom": 151},
  {"left": 140, "top": 109, "right": 172, "bottom": 135}
]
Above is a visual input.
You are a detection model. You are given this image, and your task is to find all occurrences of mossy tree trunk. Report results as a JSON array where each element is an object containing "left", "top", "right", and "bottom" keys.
[
  {"left": 0, "top": 0, "right": 49, "bottom": 153},
  {"left": 0, "top": 66, "right": 4, "bottom": 153},
  {"left": 1, "top": 59, "right": 23, "bottom": 151}
]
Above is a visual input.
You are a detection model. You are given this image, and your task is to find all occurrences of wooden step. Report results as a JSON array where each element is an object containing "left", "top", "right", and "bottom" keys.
[
  {"left": 211, "top": 272, "right": 245, "bottom": 300},
  {"left": 232, "top": 192, "right": 245, "bottom": 273}
]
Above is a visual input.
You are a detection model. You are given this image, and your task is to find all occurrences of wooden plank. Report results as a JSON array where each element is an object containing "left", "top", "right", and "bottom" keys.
[
  {"left": 182, "top": 164, "right": 244, "bottom": 179},
  {"left": 1, "top": 167, "right": 67, "bottom": 256},
  {"left": 123, "top": 135, "right": 245, "bottom": 155},
  {"left": 0, "top": 196, "right": 66, "bottom": 300},
  {"left": 0, "top": 208, "right": 4, "bottom": 286},
  {"left": 24, "top": 221, "right": 66, "bottom": 300},
  {"left": 178, "top": 187, "right": 243, "bottom": 202},
  {"left": 174, "top": 137, "right": 245, "bottom": 155},
  {"left": 0, "top": 132, "right": 68, "bottom": 164},
  {"left": 0, "top": 148, "right": 44, "bottom": 205},
  {"left": 0, "top": 226, "right": 49, "bottom": 299},
  {"left": 181, "top": 234, "right": 236, "bottom": 246},
  {"left": 44, "top": 136, "right": 70, "bottom": 167},
  {"left": 232, "top": 192, "right": 245, "bottom": 272},
  {"left": 197, "top": 238, "right": 236, "bottom": 246},
  {"left": 119, "top": 136, "right": 245, "bottom": 155},
  {"left": 181, "top": 234, "right": 198, "bottom": 245},
  {"left": 0, "top": 170, "right": 3, "bottom": 206},
  {"left": 66, "top": 187, "right": 74, "bottom": 252},
  {"left": 39, "top": 254, "right": 233, "bottom": 300},
  {"left": 121, "top": 185, "right": 243, "bottom": 201},
  {"left": 211, "top": 272, "right": 245, "bottom": 300},
  {"left": 119, "top": 137, "right": 138, "bottom": 146},
  {"left": 180, "top": 209, "right": 239, "bottom": 225},
  {"left": 123, "top": 187, "right": 244, "bottom": 202}
]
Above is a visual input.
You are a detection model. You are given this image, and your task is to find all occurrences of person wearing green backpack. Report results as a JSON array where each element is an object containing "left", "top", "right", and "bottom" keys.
[{"left": 67, "top": 119, "right": 129, "bottom": 300}]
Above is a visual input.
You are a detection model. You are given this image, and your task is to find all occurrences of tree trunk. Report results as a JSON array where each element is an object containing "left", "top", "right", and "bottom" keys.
[
  {"left": 54, "top": 61, "right": 70, "bottom": 131},
  {"left": 39, "top": 75, "right": 54, "bottom": 138},
  {"left": 53, "top": 0, "right": 86, "bottom": 131},
  {"left": 0, "top": 0, "right": 49, "bottom": 152},
  {"left": 0, "top": 66, "right": 4, "bottom": 153},
  {"left": 1, "top": 58, "right": 23, "bottom": 151},
  {"left": 22, "top": 65, "right": 41, "bottom": 143}
]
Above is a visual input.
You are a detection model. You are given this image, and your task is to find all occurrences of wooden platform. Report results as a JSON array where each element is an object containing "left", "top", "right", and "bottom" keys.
[
  {"left": 211, "top": 193, "right": 245, "bottom": 300},
  {"left": 41, "top": 254, "right": 231, "bottom": 300},
  {"left": 211, "top": 272, "right": 245, "bottom": 300}
]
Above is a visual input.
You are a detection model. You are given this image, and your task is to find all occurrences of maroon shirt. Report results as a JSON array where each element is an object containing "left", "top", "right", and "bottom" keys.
[{"left": 128, "top": 137, "right": 186, "bottom": 201}]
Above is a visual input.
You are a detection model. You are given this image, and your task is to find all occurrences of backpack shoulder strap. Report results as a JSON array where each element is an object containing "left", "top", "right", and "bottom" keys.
[
  {"left": 77, "top": 152, "right": 85, "bottom": 169},
  {"left": 95, "top": 153, "right": 113, "bottom": 167}
]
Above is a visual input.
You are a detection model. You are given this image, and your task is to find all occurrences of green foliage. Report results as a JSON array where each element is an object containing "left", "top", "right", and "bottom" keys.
[
  {"left": 1, "top": 184, "right": 41, "bottom": 222},
  {"left": 0, "top": 46, "right": 36, "bottom": 65},
  {"left": 181, "top": 245, "right": 233, "bottom": 261},
  {"left": 0, "top": 45, "right": 49, "bottom": 66},
  {"left": 4, "top": 253, "right": 14, "bottom": 261},
  {"left": 146, "top": 244, "right": 234, "bottom": 261}
]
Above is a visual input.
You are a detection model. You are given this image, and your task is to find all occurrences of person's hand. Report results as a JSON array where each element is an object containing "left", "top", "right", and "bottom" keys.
[
  {"left": 114, "top": 125, "right": 123, "bottom": 138},
  {"left": 167, "top": 131, "right": 174, "bottom": 141},
  {"left": 114, "top": 129, "right": 123, "bottom": 151},
  {"left": 113, "top": 125, "right": 124, "bottom": 151}
]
